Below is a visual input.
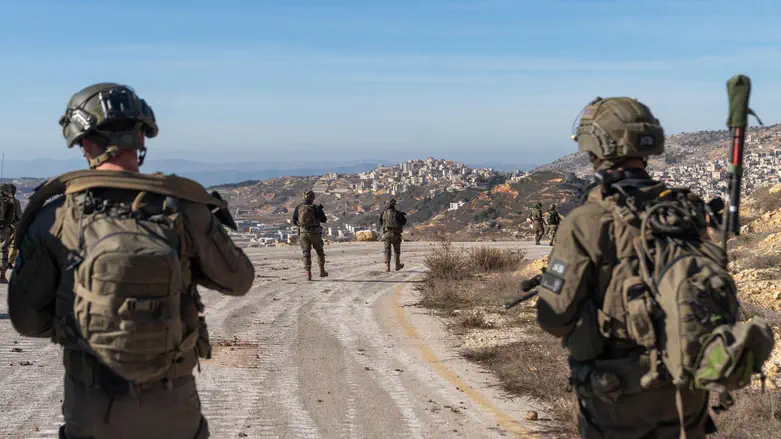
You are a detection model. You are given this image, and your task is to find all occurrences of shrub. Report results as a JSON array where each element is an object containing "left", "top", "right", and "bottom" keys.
[{"left": 469, "top": 246, "right": 526, "bottom": 273}]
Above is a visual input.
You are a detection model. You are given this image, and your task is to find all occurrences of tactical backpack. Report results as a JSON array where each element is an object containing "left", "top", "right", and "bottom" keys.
[
  {"left": 14, "top": 170, "right": 232, "bottom": 386},
  {"left": 383, "top": 208, "right": 405, "bottom": 230},
  {"left": 548, "top": 210, "right": 561, "bottom": 225},
  {"left": 297, "top": 204, "right": 320, "bottom": 229},
  {"left": 598, "top": 182, "right": 774, "bottom": 437}
]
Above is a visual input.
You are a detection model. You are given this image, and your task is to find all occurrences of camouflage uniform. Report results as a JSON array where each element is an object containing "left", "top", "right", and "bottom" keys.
[
  {"left": 6, "top": 184, "right": 23, "bottom": 271},
  {"left": 8, "top": 83, "right": 255, "bottom": 439},
  {"left": 529, "top": 203, "right": 545, "bottom": 245},
  {"left": 0, "top": 184, "right": 21, "bottom": 282},
  {"left": 293, "top": 191, "right": 328, "bottom": 280},
  {"left": 546, "top": 204, "right": 560, "bottom": 246},
  {"left": 379, "top": 199, "right": 405, "bottom": 272},
  {"left": 535, "top": 97, "right": 714, "bottom": 438}
]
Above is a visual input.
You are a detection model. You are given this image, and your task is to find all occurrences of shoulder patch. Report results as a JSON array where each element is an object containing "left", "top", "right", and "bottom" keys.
[{"left": 541, "top": 258, "right": 567, "bottom": 294}]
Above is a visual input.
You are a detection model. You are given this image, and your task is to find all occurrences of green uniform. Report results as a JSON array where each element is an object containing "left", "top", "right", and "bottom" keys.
[
  {"left": 536, "top": 174, "right": 713, "bottom": 439},
  {"left": 547, "top": 208, "right": 560, "bottom": 246},
  {"left": 8, "top": 183, "right": 255, "bottom": 439},
  {"left": 529, "top": 208, "right": 545, "bottom": 245},
  {"left": 7, "top": 197, "right": 22, "bottom": 269},
  {"left": 293, "top": 202, "right": 327, "bottom": 272},
  {"left": 379, "top": 206, "right": 405, "bottom": 270}
]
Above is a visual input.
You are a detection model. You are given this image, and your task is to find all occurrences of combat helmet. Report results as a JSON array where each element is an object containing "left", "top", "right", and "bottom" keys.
[
  {"left": 387, "top": 198, "right": 397, "bottom": 208},
  {"left": 303, "top": 190, "right": 316, "bottom": 202},
  {"left": 572, "top": 97, "right": 664, "bottom": 168},
  {"left": 59, "top": 83, "right": 158, "bottom": 168}
]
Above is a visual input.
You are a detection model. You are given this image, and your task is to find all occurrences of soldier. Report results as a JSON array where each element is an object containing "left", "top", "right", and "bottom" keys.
[
  {"left": 8, "top": 82, "right": 255, "bottom": 439},
  {"left": 292, "top": 190, "right": 328, "bottom": 281},
  {"left": 528, "top": 202, "right": 546, "bottom": 245},
  {"left": 535, "top": 97, "right": 715, "bottom": 438},
  {"left": 0, "top": 183, "right": 20, "bottom": 282},
  {"left": 6, "top": 183, "right": 23, "bottom": 271},
  {"left": 379, "top": 198, "right": 406, "bottom": 272},
  {"left": 546, "top": 204, "right": 561, "bottom": 246}
]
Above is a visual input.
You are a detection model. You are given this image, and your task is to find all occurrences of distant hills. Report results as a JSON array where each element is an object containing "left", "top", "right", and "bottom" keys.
[{"left": 1, "top": 158, "right": 383, "bottom": 187}]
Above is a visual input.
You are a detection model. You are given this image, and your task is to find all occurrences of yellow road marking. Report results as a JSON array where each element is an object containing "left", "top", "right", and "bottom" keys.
[{"left": 392, "top": 281, "right": 538, "bottom": 438}]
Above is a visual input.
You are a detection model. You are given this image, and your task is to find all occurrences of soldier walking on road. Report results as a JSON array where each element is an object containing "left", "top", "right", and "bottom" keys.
[
  {"left": 546, "top": 204, "right": 560, "bottom": 246},
  {"left": 379, "top": 198, "right": 406, "bottom": 272},
  {"left": 0, "top": 183, "right": 22, "bottom": 283},
  {"left": 293, "top": 190, "right": 328, "bottom": 281},
  {"left": 528, "top": 202, "right": 546, "bottom": 245},
  {"left": 8, "top": 82, "right": 255, "bottom": 439}
]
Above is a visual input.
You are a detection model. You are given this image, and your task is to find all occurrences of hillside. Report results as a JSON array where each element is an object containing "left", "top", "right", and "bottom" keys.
[{"left": 408, "top": 171, "right": 587, "bottom": 241}]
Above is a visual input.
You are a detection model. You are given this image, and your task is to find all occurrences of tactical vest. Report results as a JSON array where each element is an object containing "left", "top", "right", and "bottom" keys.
[{"left": 16, "top": 170, "right": 227, "bottom": 392}]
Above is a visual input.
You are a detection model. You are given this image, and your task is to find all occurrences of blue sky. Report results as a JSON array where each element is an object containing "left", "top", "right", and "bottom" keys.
[{"left": 1, "top": 0, "right": 780, "bottom": 166}]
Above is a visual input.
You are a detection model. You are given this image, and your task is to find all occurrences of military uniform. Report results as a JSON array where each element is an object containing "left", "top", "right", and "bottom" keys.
[
  {"left": 546, "top": 205, "right": 560, "bottom": 246},
  {"left": 293, "top": 191, "right": 328, "bottom": 281},
  {"left": 379, "top": 199, "right": 406, "bottom": 272},
  {"left": 529, "top": 203, "right": 545, "bottom": 245},
  {"left": 7, "top": 83, "right": 255, "bottom": 439},
  {"left": 6, "top": 184, "right": 23, "bottom": 271},
  {"left": 535, "top": 97, "right": 714, "bottom": 438}
]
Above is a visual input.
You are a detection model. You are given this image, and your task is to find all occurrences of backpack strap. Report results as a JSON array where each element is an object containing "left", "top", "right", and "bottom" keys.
[{"left": 15, "top": 170, "right": 226, "bottom": 249}]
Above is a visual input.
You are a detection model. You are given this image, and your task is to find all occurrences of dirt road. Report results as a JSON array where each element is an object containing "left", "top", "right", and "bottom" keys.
[{"left": 0, "top": 241, "right": 551, "bottom": 439}]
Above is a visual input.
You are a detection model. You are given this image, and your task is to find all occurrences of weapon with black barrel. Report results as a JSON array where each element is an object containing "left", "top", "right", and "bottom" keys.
[
  {"left": 503, "top": 269, "right": 545, "bottom": 309},
  {"left": 721, "top": 74, "right": 762, "bottom": 251}
]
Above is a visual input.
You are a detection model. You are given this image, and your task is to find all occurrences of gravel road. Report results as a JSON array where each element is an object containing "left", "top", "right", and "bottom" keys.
[{"left": 0, "top": 241, "right": 551, "bottom": 439}]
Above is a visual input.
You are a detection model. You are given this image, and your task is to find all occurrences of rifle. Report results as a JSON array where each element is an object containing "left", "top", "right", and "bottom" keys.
[
  {"left": 721, "top": 74, "right": 762, "bottom": 250},
  {"left": 503, "top": 270, "right": 544, "bottom": 309}
]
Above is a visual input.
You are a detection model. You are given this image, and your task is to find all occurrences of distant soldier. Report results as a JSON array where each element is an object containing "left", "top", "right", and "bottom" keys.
[
  {"left": 528, "top": 202, "right": 545, "bottom": 245},
  {"left": 293, "top": 190, "right": 328, "bottom": 281},
  {"left": 0, "top": 183, "right": 20, "bottom": 283},
  {"left": 8, "top": 82, "right": 255, "bottom": 439},
  {"left": 379, "top": 198, "right": 406, "bottom": 272},
  {"left": 546, "top": 204, "right": 561, "bottom": 246}
]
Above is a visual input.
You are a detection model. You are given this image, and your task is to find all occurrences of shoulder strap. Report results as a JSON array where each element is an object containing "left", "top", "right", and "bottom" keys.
[{"left": 15, "top": 170, "right": 225, "bottom": 248}]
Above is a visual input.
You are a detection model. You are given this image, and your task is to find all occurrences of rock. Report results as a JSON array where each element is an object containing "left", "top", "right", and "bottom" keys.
[
  {"left": 355, "top": 230, "right": 378, "bottom": 242},
  {"left": 525, "top": 411, "right": 539, "bottom": 421}
]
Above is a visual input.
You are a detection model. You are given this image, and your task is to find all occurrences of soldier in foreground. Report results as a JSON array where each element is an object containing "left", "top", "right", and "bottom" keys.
[
  {"left": 0, "top": 183, "right": 21, "bottom": 282},
  {"left": 293, "top": 190, "right": 328, "bottom": 281},
  {"left": 379, "top": 198, "right": 406, "bottom": 272},
  {"left": 535, "top": 97, "right": 716, "bottom": 438},
  {"left": 546, "top": 204, "right": 560, "bottom": 246},
  {"left": 528, "top": 202, "right": 545, "bottom": 245},
  {"left": 8, "top": 83, "right": 255, "bottom": 439}
]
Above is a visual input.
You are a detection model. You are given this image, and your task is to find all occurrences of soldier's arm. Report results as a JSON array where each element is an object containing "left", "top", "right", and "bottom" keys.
[
  {"left": 535, "top": 205, "right": 606, "bottom": 338},
  {"left": 8, "top": 207, "right": 60, "bottom": 338},
  {"left": 317, "top": 206, "right": 327, "bottom": 223},
  {"left": 181, "top": 201, "right": 255, "bottom": 296},
  {"left": 292, "top": 206, "right": 299, "bottom": 225}
]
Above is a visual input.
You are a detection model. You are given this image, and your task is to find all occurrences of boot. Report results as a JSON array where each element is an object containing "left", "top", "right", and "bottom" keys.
[
  {"left": 306, "top": 268, "right": 312, "bottom": 281},
  {"left": 395, "top": 255, "right": 404, "bottom": 271},
  {"left": 318, "top": 261, "right": 329, "bottom": 278},
  {"left": 385, "top": 262, "right": 391, "bottom": 272}
]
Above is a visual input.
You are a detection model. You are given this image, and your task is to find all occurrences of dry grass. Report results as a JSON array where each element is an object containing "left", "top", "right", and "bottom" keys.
[
  {"left": 743, "top": 252, "right": 781, "bottom": 270},
  {"left": 711, "top": 390, "right": 781, "bottom": 438},
  {"left": 462, "top": 321, "right": 578, "bottom": 438},
  {"left": 469, "top": 246, "right": 526, "bottom": 273},
  {"left": 423, "top": 241, "right": 472, "bottom": 281}
]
